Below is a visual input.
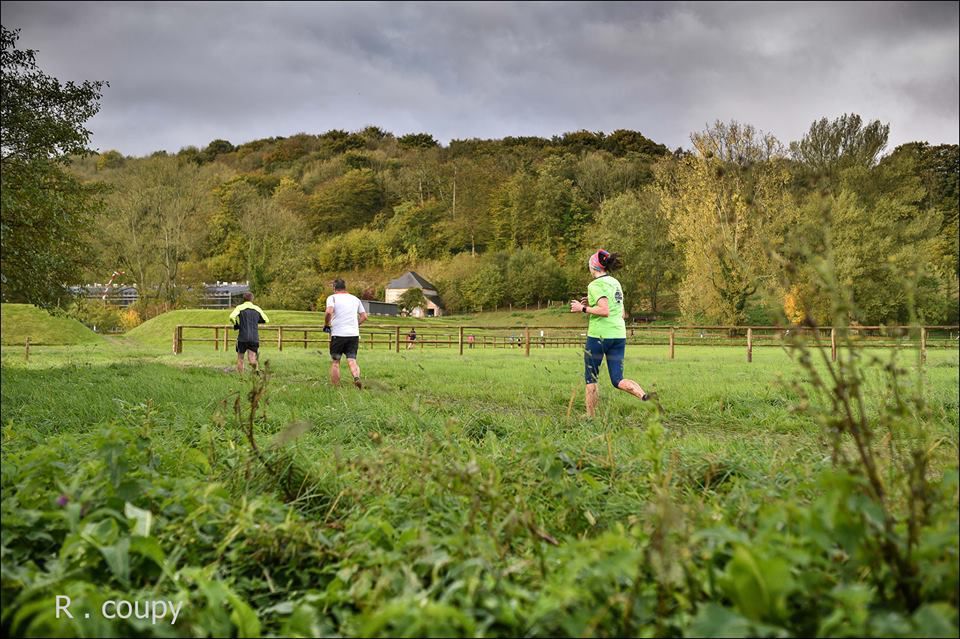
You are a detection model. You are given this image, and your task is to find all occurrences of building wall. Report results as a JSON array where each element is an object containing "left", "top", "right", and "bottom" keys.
[
  {"left": 411, "top": 299, "right": 443, "bottom": 318},
  {"left": 385, "top": 288, "right": 403, "bottom": 304},
  {"left": 361, "top": 300, "right": 399, "bottom": 316}
]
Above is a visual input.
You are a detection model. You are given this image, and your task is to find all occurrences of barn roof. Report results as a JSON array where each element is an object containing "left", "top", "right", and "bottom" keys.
[{"left": 386, "top": 271, "right": 436, "bottom": 291}]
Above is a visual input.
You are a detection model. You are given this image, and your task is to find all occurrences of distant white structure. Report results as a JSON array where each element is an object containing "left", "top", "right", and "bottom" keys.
[
  {"left": 70, "top": 280, "right": 251, "bottom": 309},
  {"left": 201, "top": 281, "right": 251, "bottom": 309},
  {"left": 385, "top": 271, "right": 444, "bottom": 318}
]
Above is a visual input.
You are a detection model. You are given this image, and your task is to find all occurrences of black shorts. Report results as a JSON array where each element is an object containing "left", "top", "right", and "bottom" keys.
[
  {"left": 237, "top": 341, "right": 259, "bottom": 354},
  {"left": 330, "top": 336, "right": 360, "bottom": 360}
]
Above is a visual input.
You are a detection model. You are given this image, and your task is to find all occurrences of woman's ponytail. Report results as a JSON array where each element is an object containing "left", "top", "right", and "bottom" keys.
[{"left": 599, "top": 251, "right": 621, "bottom": 272}]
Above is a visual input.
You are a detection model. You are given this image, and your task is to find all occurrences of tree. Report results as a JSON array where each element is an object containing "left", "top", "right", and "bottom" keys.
[
  {"left": 434, "top": 157, "right": 503, "bottom": 256},
  {"left": 306, "top": 168, "right": 384, "bottom": 234},
  {"left": 490, "top": 171, "right": 537, "bottom": 249},
  {"left": 790, "top": 114, "right": 889, "bottom": 175},
  {"left": 96, "top": 150, "right": 125, "bottom": 171},
  {"left": 836, "top": 154, "right": 946, "bottom": 323},
  {"left": 200, "top": 139, "right": 235, "bottom": 164},
  {"left": 96, "top": 155, "right": 226, "bottom": 304},
  {"left": 530, "top": 157, "right": 591, "bottom": 257},
  {"left": 397, "top": 287, "right": 427, "bottom": 315},
  {"left": 591, "top": 190, "right": 681, "bottom": 314},
  {"left": 461, "top": 262, "right": 506, "bottom": 310},
  {"left": 503, "top": 249, "right": 567, "bottom": 306},
  {"left": 657, "top": 122, "right": 793, "bottom": 324},
  {"left": 780, "top": 143, "right": 950, "bottom": 325},
  {"left": 398, "top": 133, "right": 438, "bottom": 150},
  {"left": 1, "top": 26, "right": 107, "bottom": 306}
]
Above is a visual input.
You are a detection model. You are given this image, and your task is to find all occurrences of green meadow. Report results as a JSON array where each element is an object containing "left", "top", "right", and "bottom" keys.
[{"left": 1, "top": 310, "right": 958, "bottom": 637}]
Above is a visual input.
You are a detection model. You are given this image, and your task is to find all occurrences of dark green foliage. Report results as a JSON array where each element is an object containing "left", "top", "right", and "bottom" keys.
[
  {"left": 398, "top": 133, "right": 439, "bottom": 150},
  {"left": 0, "top": 26, "right": 106, "bottom": 307},
  {"left": 306, "top": 169, "right": 386, "bottom": 234},
  {"left": 397, "top": 287, "right": 427, "bottom": 314},
  {"left": 790, "top": 113, "right": 890, "bottom": 174},
  {"left": 504, "top": 249, "right": 568, "bottom": 306},
  {"left": 2, "top": 341, "right": 955, "bottom": 636},
  {"left": 199, "top": 138, "right": 235, "bottom": 164}
]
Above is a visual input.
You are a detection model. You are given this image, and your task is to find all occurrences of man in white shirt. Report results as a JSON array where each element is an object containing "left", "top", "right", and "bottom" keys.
[{"left": 324, "top": 279, "right": 368, "bottom": 388}]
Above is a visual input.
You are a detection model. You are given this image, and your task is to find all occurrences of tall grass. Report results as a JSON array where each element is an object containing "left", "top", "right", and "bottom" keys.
[{"left": 1, "top": 338, "right": 957, "bottom": 636}]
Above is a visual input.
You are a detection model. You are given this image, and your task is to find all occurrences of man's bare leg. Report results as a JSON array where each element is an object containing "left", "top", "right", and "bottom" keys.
[
  {"left": 347, "top": 358, "right": 361, "bottom": 388},
  {"left": 236, "top": 353, "right": 244, "bottom": 374},
  {"left": 248, "top": 351, "right": 258, "bottom": 372},
  {"left": 330, "top": 359, "right": 341, "bottom": 386},
  {"left": 617, "top": 379, "right": 649, "bottom": 401},
  {"left": 585, "top": 383, "right": 599, "bottom": 417}
]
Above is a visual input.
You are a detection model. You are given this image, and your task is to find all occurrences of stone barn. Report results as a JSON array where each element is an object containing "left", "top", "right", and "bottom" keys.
[{"left": 385, "top": 271, "right": 444, "bottom": 318}]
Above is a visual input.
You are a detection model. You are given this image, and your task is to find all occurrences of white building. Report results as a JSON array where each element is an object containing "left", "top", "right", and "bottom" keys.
[{"left": 385, "top": 271, "right": 444, "bottom": 317}]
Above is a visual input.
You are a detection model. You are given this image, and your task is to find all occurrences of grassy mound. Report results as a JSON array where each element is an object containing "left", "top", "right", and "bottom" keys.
[
  {"left": 124, "top": 309, "right": 319, "bottom": 346},
  {"left": 0, "top": 304, "right": 103, "bottom": 346}
]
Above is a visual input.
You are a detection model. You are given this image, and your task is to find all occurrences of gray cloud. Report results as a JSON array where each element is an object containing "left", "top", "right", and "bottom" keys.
[{"left": 3, "top": 1, "right": 957, "bottom": 156}]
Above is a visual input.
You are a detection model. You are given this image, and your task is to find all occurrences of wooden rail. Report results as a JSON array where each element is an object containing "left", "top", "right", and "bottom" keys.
[{"left": 172, "top": 323, "right": 959, "bottom": 362}]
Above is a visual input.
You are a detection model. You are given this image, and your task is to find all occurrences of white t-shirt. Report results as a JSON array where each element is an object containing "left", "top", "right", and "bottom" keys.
[{"left": 326, "top": 293, "right": 365, "bottom": 337}]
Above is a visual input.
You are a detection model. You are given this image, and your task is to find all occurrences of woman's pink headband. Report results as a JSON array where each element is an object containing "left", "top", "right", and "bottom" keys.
[{"left": 589, "top": 250, "right": 608, "bottom": 271}]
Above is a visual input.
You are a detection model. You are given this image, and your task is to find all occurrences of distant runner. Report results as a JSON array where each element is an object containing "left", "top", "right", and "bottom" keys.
[
  {"left": 229, "top": 292, "right": 270, "bottom": 373},
  {"left": 324, "top": 279, "right": 367, "bottom": 388},
  {"left": 570, "top": 249, "right": 650, "bottom": 417},
  {"left": 406, "top": 328, "right": 417, "bottom": 350}
]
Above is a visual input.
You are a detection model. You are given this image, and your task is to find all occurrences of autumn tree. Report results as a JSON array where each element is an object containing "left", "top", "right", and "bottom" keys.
[{"left": 657, "top": 122, "right": 793, "bottom": 324}]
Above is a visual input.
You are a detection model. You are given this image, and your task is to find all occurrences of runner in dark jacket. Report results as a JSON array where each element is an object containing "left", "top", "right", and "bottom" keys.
[{"left": 229, "top": 292, "right": 270, "bottom": 373}]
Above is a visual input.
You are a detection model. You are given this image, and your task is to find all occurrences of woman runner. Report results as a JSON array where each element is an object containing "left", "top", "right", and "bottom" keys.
[{"left": 569, "top": 249, "right": 650, "bottom": 417}]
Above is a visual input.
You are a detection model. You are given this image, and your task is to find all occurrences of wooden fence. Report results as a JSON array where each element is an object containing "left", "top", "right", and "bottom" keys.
[{"left": 172, "top": 324, "right": 959, "bottom": 363}]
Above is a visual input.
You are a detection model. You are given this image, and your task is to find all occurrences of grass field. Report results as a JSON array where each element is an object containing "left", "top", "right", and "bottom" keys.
[{"left": 2, "top": 320, "right": 958, "bottom": 636}]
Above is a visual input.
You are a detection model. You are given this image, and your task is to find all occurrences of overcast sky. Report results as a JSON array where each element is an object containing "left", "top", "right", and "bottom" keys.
[{"left": 4, "top": 1, "right": 958, "bottom": 157}]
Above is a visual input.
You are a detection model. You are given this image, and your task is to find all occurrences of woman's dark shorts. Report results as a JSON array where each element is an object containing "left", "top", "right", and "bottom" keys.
[{"left": 584, "top": 336, "right": 626, "bottom": 387}]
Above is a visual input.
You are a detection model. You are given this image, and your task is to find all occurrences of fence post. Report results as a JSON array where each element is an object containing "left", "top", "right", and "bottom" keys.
[
  {"left": 831, "top": 327, "right": 837, "bottom": 362},
  {"left": 459, "top": 326, "right": 464, "bottom": 355},
  {"left": 304, "top": 330, "right": 308, "bottom": 349},
  {"left": 215, "top": 327, "right": 219, "bottom": 351},
  {"left": 747, "top": 328, "right": 753, "bottom": 363},
  {"left": 173, "top": 325, "right": 183, "bottom": 354},
  {"left": 395, "top": 326, "right": 401, "bottom": 353},
  {"left": 278, "top": 326, "right": 284, "bottom": 351},
  {"left": 224, "top": 326, "right": 229, "bottom": 351},
  {"left": 669, "top": 328, "right": 675, "bottom": 360},
  {"left": 525, "top": 327, "right": 530, "bottom": 357},
  {"left": 921, "top": 326, "right": 927, "bottom": 365},
  {"left": 24, "top": 336, "right": 30, "bottom": 362}
]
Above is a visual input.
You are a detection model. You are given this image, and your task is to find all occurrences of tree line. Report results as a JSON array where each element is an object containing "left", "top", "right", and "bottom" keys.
[{"left": 3, "top": 26, "right": 957, "bottom": 326}]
